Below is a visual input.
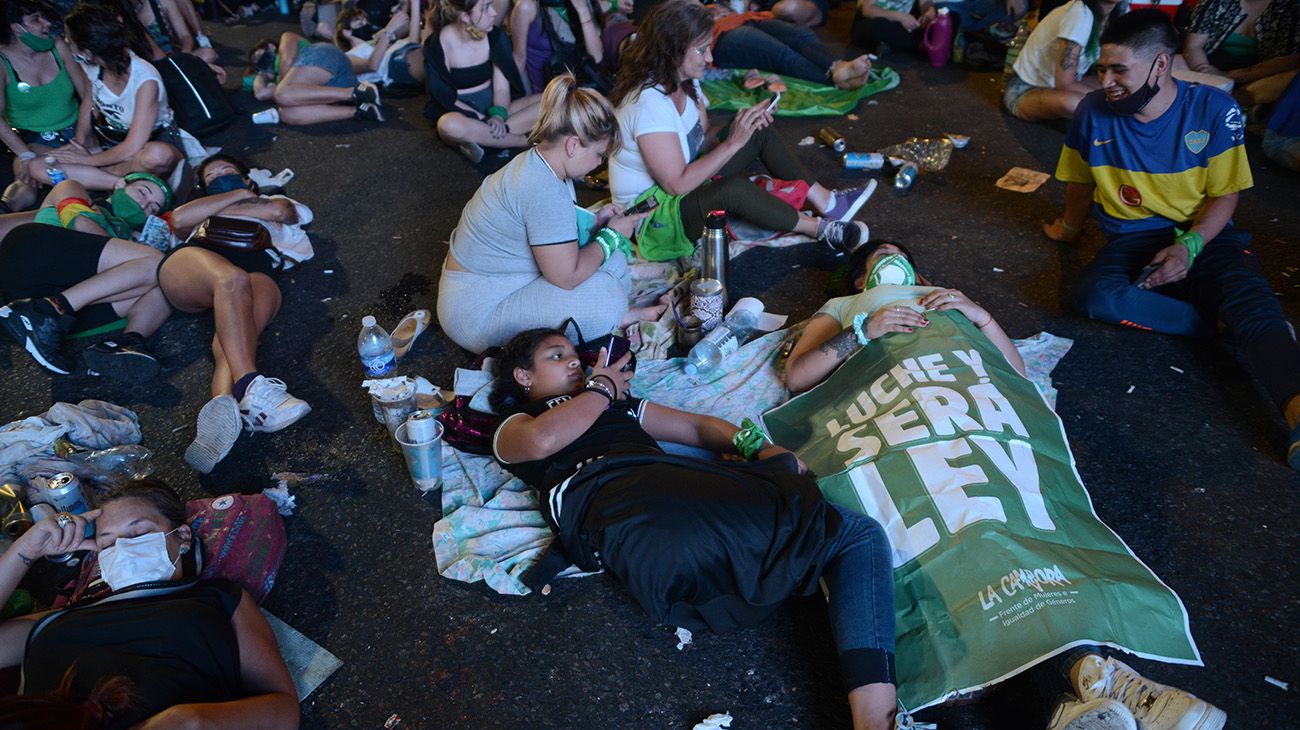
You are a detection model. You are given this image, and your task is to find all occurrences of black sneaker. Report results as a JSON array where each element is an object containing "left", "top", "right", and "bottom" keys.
[
  {"left": 351, "top": 81, "right": 381, "bottom": 107},
  {"left": 355, "top": 102, "right": 385, "bottom": 123},
  {"left": 0, "top": 298, "right": 73, "bottom": 374},
  {"left": 80, "top": 335, "right": 161, "bottom": 381},
  {"left": 820, "top": 220, "right": 870, "bottom": 255}
]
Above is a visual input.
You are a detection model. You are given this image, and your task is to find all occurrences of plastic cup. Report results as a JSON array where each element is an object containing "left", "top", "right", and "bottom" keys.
[
  {"left": 377, "top": 378, "right": 417, "bottom": 438},
  {"left": 394, "top": 420, "right": 443, "bottom": 494}
]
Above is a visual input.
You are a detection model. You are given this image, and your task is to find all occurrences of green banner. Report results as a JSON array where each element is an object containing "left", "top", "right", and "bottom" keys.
[
  {"left": 701, "top": 68, "right": 899, "bottom": 117},
  {"left": 763, "top": 311, "right": 1200, "bottom": 710}
]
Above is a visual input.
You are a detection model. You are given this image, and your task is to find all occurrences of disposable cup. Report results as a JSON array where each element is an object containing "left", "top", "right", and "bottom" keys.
[{"left": 394, "top": 420, "right": 443, "bottom": 494}]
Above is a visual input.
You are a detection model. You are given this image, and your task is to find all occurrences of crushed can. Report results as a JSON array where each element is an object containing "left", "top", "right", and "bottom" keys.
[
  {"left": 45, "top": 473, "right": 89, "bottom": 515},
  {"left": 818, "top": 127, "right": 847, "bottom": 153}
]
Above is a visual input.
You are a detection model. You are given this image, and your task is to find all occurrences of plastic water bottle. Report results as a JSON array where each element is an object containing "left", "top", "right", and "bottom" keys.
[
  {"left": 277, "top": 0, "right": 291, "bottom": 15},
  {"left": 358, "top": 315, "right": 395, "bottom": 377},
  {"left": 683, "top": 301, "right": 760, "bottom": 376},
  {"left": 44, "top": 156, "right": 66, "bottom": 185}
]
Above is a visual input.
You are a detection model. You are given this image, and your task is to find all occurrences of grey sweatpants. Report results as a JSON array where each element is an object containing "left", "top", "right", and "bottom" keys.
[{"left": 437, "top": 254, "right": 632, "bottom": 353}]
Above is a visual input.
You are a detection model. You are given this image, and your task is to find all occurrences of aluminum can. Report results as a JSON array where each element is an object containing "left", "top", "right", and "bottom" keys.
[
  {"left": 0, "top": 484, "right": 31, "bottom": 539},
  {"left": 405, "top": 410, "right": 440, "bottom": 443},
  {"left": 818, "top": 127, "right": 846, "bottom": 153},
  {"left": 843, "top": 152, "right": 886, "bottom": 170},
  {"left": 893, "top": 162, "right": 919, "bottom": 190},
  {"left": 45, "top": 473, "right": 89, "bottom": 515},
  {"left": 28, "top": 504, "right": 73, "bottom": 563}
]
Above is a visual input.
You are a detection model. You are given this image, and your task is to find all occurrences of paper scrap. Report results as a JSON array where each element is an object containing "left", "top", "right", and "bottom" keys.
[
  {"left": 262, "top": 484, "right": 297, "bottom": 516},
  {"left": 1265, "top": 676, "right": 1289, "bottom": 690},
  {"left": 798, "top": 136, "right": 815, "bottom": 146},
  {"left": 692, "top": 712, "right": 732, "bottom": 729},
  {"left": 675, "top": 626, "right": 693, "bottom": 650},
  {"left": 384, "top": 714, "right": 402, "bottom": 727},
  {"left": 995, "top": 167, "right": 1051, "bottom": 193},
  {"left": 847, "top": 113, "right": 860, "bottom": 120},
  {"left": 992, "top": 267, "right": 1004, "bottom": 273}
]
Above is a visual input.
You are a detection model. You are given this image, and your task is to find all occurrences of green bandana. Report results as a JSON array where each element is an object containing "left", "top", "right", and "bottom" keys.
[
  {"left": 18, "top": 31, "right": 55, "bottom": 53},
  {"left": 865, "top": 253, "right": 916, "bottom": 289}
]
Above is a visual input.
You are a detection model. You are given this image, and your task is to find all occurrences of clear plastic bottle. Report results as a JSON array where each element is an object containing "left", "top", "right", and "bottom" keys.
[
  {"left": 358, "top": 315, "right": 395, "bottom": 377},
  {"left": 44, "top": 156, "right": 66, "bottom": 185},
  {"left": 683, "top": 303, "right": 760, "bottom": 376}
]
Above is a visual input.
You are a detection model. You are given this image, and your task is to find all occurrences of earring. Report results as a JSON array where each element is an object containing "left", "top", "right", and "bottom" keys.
[{"left": 523, "top": 385, "right": 531, "bottom": 394}]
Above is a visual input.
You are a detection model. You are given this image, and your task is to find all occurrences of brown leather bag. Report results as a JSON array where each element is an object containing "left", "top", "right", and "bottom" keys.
[{"left": 192, "top": 216, "right": 272, "bottom": 252}]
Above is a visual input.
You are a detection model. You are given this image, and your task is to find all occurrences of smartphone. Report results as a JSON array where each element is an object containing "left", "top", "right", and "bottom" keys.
[
  {"left": 1134, "top": 263, "right": 1161, "bottom": 288},
  {"left": 624, "top": 196, "right": 659, "bottom": 216},
  {"left": 765, "top": 92, "right": 782, "bottom": 113}
]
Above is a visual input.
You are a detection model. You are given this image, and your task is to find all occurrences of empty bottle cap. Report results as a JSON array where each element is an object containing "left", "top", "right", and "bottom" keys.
[{"left": 362, "top": 315, "right": 376, "bottom": 327}]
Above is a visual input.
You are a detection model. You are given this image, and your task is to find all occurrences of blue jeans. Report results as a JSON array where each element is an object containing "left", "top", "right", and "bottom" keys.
[
  {"left": 1076, "top": 225, "right": 1300, "bottom": 411},
  {"left": 712, "top": 20, "right": 837, "bottom": 85},
  {"left": 822, "top": 503, "right": 896, "bottom": 690}
]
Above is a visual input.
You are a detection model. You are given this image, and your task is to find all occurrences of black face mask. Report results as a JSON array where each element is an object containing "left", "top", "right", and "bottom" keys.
[
  {"left": 254, "top": 49, "right": 277, "bottom": 74},
  {"left": 206, "top": 173, "right": 251, "bottom": 195},
  {"left": 1106, "top": 56, "right": 1162, "bottom": 116},
  {"left": 351, "top": 23, "right": 377, "bottom": 41}
]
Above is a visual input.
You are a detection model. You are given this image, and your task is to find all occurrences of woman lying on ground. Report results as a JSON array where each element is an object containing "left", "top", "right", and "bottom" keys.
[
  {"left": 0, "top": 176, "right": 174, "bottom": 378},
  {"left": 33, "top": 6, "right": 183, "bottom": 193},
  {"left": 335, "top": 0, "right": 427, "bottom": 89},
  {"left": 491, "top": 328, "right": 899, "bottom": 730},
  {"left": 785, "top": 241, "right": 1026, "bottom": 393},
  {"left": 161, "top": 155, "right": 313, "bottom": 473},
  {"left": 609, "top": 0, "right": 875, "bottom": 262},
  {"left": 422, "top": 0, "right": 542, "bottom": 163},
  {"left": 438, "top": 74, "right": 661, "bottom": 353},
  {"left": 250, "top": 31, "right": 385, "bottom": 125},
  {"left": 0, "top": 479, "right": 299, "bottom": 728},
  {"left": 0, "top": 0, "right": 94, "bottom": 213}
]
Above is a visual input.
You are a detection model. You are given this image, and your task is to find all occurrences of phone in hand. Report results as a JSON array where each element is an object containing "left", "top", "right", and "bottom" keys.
[
  {"left": 1135, "top": 263, "right": 1161, "bottom": 288},
  {"left": 765, "top": 92, "right": 782, "bottom": 113},
  {"left": 600, "top": 334, "right": 635, "bottom": 372},
  {"left": 624, "top": 196, "right": 659, "bottom": 216}
]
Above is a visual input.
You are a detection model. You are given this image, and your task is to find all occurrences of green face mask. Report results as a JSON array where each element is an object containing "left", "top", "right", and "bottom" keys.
[
  {"left": 18, "top": 29, "right": 55, "bottom": 53},
  {"left": 109, "top": 188, "right": 149, "bottom": 230},
  {"left": 865, "top": 253, "right": 916, "bottom": 289}
]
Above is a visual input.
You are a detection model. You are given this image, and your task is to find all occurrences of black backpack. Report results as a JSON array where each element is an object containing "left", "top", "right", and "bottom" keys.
[{"left": 152, "top": 53, "right": 236, "bottom": 138}]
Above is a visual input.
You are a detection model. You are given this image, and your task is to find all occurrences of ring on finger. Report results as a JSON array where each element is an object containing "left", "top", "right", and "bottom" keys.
[{"left": 55, "top": 514, "right": 72, "bottom": 527}]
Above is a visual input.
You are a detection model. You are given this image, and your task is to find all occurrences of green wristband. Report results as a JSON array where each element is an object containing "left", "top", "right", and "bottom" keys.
[
  {"left": 732, "top": 418, "right": 769, "bottom": 460},
  {"left": 1175, "top": 228, "right": 1204, "bottom": 265},
  {"left": 593, "top": 227, "right": 634, "bottom": 262},
  {"left": 487, "top": 105, "right": 509, "bottom": 121}
]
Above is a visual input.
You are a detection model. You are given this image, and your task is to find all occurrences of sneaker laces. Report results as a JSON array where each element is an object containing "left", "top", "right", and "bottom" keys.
[
  {"left": 1097, "top": 663, "right": 1161, "bottom": 718},
  {"left": 246, "top": 377, "right": 292, "bottom": 408}
]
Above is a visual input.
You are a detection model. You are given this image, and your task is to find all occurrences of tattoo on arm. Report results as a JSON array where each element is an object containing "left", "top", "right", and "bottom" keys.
[
  {"left": 819, "top": 328, "right": 860, "bottom": 361},
  {"left": 16, "top": 553, "right": 33, "bottom": 567},
  {"left": 1059, "top": 40, "right": 1081, "bottom": 73}
]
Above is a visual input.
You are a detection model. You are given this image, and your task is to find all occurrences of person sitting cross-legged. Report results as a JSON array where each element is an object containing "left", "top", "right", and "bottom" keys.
[{"left": 1043, "top": 9, "right": 1300, "bottom": 470}]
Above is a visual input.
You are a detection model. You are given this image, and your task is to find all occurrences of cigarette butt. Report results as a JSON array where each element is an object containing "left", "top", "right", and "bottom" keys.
[{"left": 1265, "top": 676, "right": 1289, "bottom": 690}]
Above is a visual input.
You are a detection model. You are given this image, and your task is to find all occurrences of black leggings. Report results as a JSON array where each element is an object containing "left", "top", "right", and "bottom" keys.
[
  {"left": 850, "top": 11, "right": 923, "bottom": 54},
  {"left": 678, "top": 125, "right": 816, "bottom": 237},
  {"left": 0, "top": 223, "right": 120, "bottom": 331}
]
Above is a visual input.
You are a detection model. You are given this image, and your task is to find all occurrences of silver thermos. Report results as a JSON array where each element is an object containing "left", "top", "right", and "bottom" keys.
[{"left": 701, "top": 210, "right": 729, "bottom": 304}]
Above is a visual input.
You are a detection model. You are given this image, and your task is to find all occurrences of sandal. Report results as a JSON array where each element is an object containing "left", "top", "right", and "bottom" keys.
[{"left": 392, "top": 309, "right": 432, "bottom": 360}]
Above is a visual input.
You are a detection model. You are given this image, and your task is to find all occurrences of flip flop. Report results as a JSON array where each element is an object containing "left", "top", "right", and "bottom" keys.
[
  {"left": 392, "top": 309, "right": 431, "bottom": 360},
  {"left": 742, "top": 69, "right": 766, "bottom": 89}
]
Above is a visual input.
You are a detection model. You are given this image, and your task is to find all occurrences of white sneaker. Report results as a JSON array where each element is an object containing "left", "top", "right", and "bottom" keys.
[
  {"left": 1047, "top": 698, "right": 1137, "bottom": 730},
  {"left": 239, "top": 375, "right": 311, "bottom": 433},
  {"left": 1074, "top": 655, "right": 1226, "bottom": 730},
  {"left": 185, "top": 395, "right": 242, "bottom": 474}
]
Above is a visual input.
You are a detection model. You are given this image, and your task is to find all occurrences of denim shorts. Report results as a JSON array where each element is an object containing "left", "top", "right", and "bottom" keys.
[
  {"left": 292, "top": 42, "right": 357, "bottom": 88},
  {"left": 18, "top": 124, "right": 76, "bottom": 149},
  {"left": 388, "top": 44, "right": 421, "bottom": 88},
  {"left": 1002, "top": 71, "right": 1035, "bottom": 119}
]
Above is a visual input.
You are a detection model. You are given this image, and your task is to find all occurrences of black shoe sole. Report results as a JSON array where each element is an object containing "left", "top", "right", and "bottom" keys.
[
  {"left": 80, "top": 348, "right": 161, "bottom": 381},
  {"left": 0, "top": 306, "right": 71, "bottom": 374}
]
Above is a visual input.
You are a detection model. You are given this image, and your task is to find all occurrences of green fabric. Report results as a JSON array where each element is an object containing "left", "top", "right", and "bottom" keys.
[
  {"left": 67, "top": 317, "right": 127, "bottom": 339},
  {"left": 700, "top": 67, "right": 899, "bottom": 117},
  {"left": 0, "top": 50, "right": 78, "bottom": 132},
  {"left": 1220, "top": 32, "right": 1258, "bottom": 57},
  {"left": 631, "top": 185, "right": 691, "bottom": 262},
  {"left": 763, "top": 311, "right": 1201, "bottom": 710}
]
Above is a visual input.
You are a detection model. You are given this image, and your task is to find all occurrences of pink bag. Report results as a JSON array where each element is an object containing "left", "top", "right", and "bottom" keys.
[
  {"left": 60, "top": 492, "right": 287, "bottom": 607},
  {"left": 751, "top": 175, "right": 810, "bottom": 209}
]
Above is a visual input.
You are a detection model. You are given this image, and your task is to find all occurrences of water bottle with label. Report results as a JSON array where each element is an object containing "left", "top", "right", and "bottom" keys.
[
  {"left": 44, "top": 156, "right": 66, "bottom": 185},
  {"left": 138, "top": 215, "right": 174, "bottom": 251},
  {"left": 683, "top": 299, "right": 761, "bottom": 376},
  {"left": 358, "top": 315, "right": 396, "bottom": 377}
]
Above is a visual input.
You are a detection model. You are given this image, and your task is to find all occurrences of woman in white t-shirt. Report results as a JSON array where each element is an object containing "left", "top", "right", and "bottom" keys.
[
  {"left": 437, "top": 75, "right": 659, "bottom": 353},
  {"left": 1003, "top": 0, "right": 1124, "bottom": 121},
  {"left": 39, "top": 6, "right": 182, "bottom": 192},
  {"left": 335, "top": 1, "right": 428, "bottom": 89},
  {"left": 607, "top": 0, "right": 876, "bottom": 262}
]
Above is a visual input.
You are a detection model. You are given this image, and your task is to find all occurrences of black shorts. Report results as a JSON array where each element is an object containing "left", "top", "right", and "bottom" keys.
[
  {"left": 0, "top": 223, "right": 121, "bottom": 332},
  {"left": 158, "top": 242, "right": 284, "bottom": 307}
]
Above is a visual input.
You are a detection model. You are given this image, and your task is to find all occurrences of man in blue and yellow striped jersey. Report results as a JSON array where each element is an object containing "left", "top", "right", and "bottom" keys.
[{"left": 1044, "top": 9, "right": 1300, "bottom": 470}]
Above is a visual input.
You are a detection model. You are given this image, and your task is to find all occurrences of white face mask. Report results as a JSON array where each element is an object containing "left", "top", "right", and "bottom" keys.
[{"left": 98, "top": 528, "right": 181, "bottom": 591}]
